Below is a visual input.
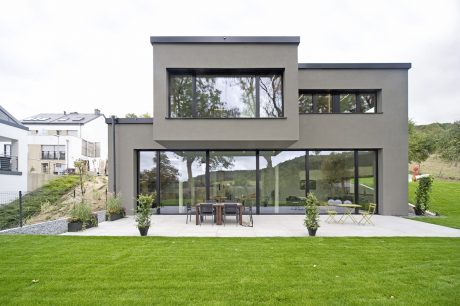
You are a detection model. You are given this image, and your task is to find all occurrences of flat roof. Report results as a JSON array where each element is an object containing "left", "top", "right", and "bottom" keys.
[
  {"left": 298, "top": 63, "right": 412, "bottom": 69},
  {"left": 150, "top": 36, "right": 300, "bottom": 45},
  {"left": 105, "top": 118, "right": 153, "bottom": 124}
]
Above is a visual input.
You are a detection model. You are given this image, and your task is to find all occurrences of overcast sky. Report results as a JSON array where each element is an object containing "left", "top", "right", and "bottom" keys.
[{"left": 1, "top": 0, "right": 459, "bottom": 124}]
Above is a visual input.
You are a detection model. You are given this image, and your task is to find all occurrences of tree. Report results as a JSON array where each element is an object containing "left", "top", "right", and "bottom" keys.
[
  {"left": 320, "top": 153, "right": 353, "bottom": 196},
  {"left": 74, "top": 159, "right": 88, "bottom": 199},
  {"left": 437, "top": 121, "right": 460, "bottom": 166},
  {"left": 408, "top": 119, "right": 436, "bottom": 166},
  {"left": 125, "top": 113, "right": 152, "bottom": 118},
  {"left": 125, "top": 113, "right": 138, "bottom": 118}
]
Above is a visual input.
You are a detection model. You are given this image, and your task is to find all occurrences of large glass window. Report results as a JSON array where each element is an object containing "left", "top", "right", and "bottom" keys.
[
  {"left": 209, "top": 151, "right": 256, "bottom": 203},
  {"left": 159, "top": 151, "right": 206, "bottom": 213},
  {"left": 308, "top": 151, "right": 355, "bottom": 203},
  {"left": 358, "top": 151, "right": 377, "bottom": 209},
  {"left": 260, "top": 151, "right": 306, "bottom": 213},
  {"left": 299, "top": 91, "right": 378, "bottom": 114},
  {"left": 169, "top": 70, "right": 283, "bottom": 118},
  {"left": 139, "top": 151, "right": 157, "bottom": 197}
]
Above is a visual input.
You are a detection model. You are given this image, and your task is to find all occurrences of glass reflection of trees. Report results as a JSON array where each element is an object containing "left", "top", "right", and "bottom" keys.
[{"left": 169, "top": 72, "right": 282, "bottom": 118}]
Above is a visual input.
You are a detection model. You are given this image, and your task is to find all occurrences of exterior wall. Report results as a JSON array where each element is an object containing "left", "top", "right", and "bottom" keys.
[
  {"left": 296, "top": 69, "right": 408, "bottom": 215},
  {"left": 108, "top": 123, "right": 157, "bottom": 214},
  {"left": 0, "top": 123, "right": 28, "bottom": 192},
  {"left": 152, "top": 43, "right": 300, "bottom": 147}
]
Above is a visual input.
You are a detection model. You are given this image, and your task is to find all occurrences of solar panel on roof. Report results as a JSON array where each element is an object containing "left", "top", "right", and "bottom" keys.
[{"left": 72, "top": 117, "right": 84, "bottom": 121}]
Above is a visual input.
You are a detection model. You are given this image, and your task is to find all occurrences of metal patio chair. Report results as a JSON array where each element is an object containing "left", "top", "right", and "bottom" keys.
[
  {"left": 185, "top": 204, "right": 195, "bottom": 224},
  {"left": 359, "top": 203, "right": 376, "bottom": 225},
  {"left": 325, "top": 199, "right": 338, "bottom": 223},
  {"left": 223, "top": 203, "right": 239, "bottom": 225},
  {"left": 200, "top": 203, "right": 214, "bottom": 225}
]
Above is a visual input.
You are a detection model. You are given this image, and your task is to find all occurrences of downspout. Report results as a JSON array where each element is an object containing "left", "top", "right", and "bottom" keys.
[{"left": 111, "top": 115, "right": 117, "bottom": 196}]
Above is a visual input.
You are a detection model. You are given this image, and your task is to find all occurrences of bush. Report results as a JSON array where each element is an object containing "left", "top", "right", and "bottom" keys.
[
  {"left": 415, "top": 176, "right": 434, "bottom": 214},
  {"left": 69, "top": 201, "right": 96, "bottom": 228},
  {"left": 136, "top": 193, "right": 155, "bottom": 229},
  {"left": 304, "top": 193, "right": 320, "bottom": 230},
  {"left": 106, "top": 196, "right": 125, "bottom": 217}
]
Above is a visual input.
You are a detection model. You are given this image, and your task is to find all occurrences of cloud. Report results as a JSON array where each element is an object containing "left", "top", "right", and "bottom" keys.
[{"left": 0, "top": 0, "right": 459, "bottom": 123}]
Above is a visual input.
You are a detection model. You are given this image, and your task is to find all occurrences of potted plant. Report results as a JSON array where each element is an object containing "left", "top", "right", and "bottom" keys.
[
  {"left": 106, "top": 195, "right": 126, "bottom": 221},
  {"left": 304, "top": 192, "right": 320, "bottom": 236},
  {"left": 68, "top": 201, "right": 98, "bottom": 232},
  {"left": 136, "top": 193, "right": 156, "bottom": 236}
]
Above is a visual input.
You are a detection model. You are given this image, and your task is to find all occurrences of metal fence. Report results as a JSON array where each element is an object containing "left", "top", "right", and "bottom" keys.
[{"left": 0, "top": 188, "right": 109, "bottom": 231}]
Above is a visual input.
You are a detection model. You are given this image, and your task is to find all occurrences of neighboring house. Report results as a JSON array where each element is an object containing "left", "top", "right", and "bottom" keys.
[
  {"left": 0, "top": 105, "right": 28, "bottom": 192},
  {"left": 22, "top": 110, "right": 108, "bottom": 175},
  {"left": 107, "top": 36, "right": 410, "bottom": 216}
]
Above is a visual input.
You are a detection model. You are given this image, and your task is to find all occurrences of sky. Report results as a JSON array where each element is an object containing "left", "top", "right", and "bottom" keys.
[{"left": 0, "top": 0, "right": 459, "bottom": 124}]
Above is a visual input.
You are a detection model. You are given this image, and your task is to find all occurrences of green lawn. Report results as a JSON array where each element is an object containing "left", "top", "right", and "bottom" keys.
[
  {"left": 0, "top": 236, "right": 459, "bottom": 305},
  {"left": 409, "top": 179, "right": 460, "bottom": 229}
]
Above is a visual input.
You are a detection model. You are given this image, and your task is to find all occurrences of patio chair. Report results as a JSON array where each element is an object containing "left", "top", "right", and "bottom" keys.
[
  {"left": 185, "top": 204, "right": 195, "bottom": 224},
  {"left": 200, "top": 203, "right": 214, "bottom": 225},
  {"left": 325, "top": 201, "right": 338, "bottom": 223},
  {"left": 359, "top": 203, "right": 376, "bottom": 225},
  {"left": 223, "top": 203, "right": 239, "bottom": 225},
  {"left": 243, "top": 203, "right": 253, "bottom": 227}
]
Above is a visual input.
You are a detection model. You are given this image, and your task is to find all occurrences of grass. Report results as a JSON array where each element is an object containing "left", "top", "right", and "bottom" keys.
[
  {"left": 409, "top": 155, "right": 460, "bottom": 180},
  {"left": 0, "top": 236, "right": 459, "bottom": 305},
  {"left": 409, "top": 179, "right": 460, "bottom": 229},
  {"left": 0, "top": 175, "right": 80, "bottom": 230}
]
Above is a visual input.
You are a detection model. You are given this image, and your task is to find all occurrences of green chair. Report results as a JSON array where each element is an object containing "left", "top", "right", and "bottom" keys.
[
  {"left": 325, "top": 200, "right": 338, "bottom": 223},
  {"left": 359, "top": 203, "right": 376, "bottom": 225}
]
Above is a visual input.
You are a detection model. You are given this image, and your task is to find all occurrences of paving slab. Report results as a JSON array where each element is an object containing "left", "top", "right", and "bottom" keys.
[{"left": 61, "top": 215, "right": 460, "bottom": 237}]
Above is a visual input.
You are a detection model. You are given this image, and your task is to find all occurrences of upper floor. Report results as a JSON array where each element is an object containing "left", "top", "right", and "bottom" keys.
[{"left": 149, "top": 36, "right": 410, "bottom": 148}]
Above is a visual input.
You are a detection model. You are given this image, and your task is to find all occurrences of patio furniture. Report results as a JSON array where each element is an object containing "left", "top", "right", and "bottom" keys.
[
  {"left": 337, "top": 204, "right": 362, "bottom": 224},
  {"left": 243, "top": 203, "right": 254, "bottom": 227},
  {"left": 223, "top": 203, "right": 239, "bottom": 225},
  {"left": 325, "top": 202, "right": 338, "bottom": 223},
  {"left": 200, "top": 203, "right": 214, "bottom": 225},
  {"left": 185, "top": 204, "right": 195, "bottom": 224},
  {"left": 359, "top": 203, "right": 376, "bottom": 225}
]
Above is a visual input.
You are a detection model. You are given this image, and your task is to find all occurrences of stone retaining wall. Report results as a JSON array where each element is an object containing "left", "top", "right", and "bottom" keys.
[{"left": 0, "top": 210, "right": 106, "bottom": 235}]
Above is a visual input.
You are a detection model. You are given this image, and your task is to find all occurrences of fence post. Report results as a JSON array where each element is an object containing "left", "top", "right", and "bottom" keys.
[
  {"left": 19, "top": 191, "right": 23, "bottom": 227},
  {"left": 73, "top": 188, "right": 76, "bottom": 198}
]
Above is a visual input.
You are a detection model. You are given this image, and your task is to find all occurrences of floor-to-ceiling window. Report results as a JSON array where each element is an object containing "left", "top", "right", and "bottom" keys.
[
  {"left": 138, "top": 151, "right": 157, "bottom": 199},
  {"left": 308, "top": 151, "right": 355, "bottom": 203},
  {"left": 209, "top": 151, "right": 257, "bottom": 204},
  {"left": 137, "top": 149, "right": 377, "bottom": 214},
  {"left": 159, "top": 151, "right": 206, "bottom": 213},
  {"left": 358, "top": 151, "right": 377, "bottom": 211},
  {"left": 259, "top": 151, "right": 306, "bottom": 213}
]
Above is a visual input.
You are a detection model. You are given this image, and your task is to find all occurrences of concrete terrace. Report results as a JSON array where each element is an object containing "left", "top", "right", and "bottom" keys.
[{"left": 62, "top": 215, "right": 460, "bottom": 237}]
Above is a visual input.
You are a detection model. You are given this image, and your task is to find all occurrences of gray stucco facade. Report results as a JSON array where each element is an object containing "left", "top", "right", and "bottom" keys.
[{"left": 108, "top": 36, "right": 410, "bottom": 216}]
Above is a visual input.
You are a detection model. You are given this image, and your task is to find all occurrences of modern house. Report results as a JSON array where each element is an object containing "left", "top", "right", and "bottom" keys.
[
  {"left": 107, "top": 36, "right": 410, "bottom": 216},
  {"left": 0, "top": 105, "right": 28, "bottom": 193},
  {"left": 22, "top": 110, "right": 108, "bottom": 175}
]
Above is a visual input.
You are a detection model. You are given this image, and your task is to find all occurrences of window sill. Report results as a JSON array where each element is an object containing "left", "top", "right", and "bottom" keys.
[{"left": 165, "top": 117, "right": 288, "bottom": 120}]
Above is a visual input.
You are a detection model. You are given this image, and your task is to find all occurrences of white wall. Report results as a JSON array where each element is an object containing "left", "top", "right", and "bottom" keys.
[{"left": 0, "top": 122, "right": 28, "bottom": 192}]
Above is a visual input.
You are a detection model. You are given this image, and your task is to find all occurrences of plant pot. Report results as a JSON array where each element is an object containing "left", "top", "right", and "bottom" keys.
[
  {"left": 68, "top": 221, "right": 83, "bottom": 232},
  {"left": 413, "top": 207, "right": 425, "bottom": 216},
  {"left": 107, "top": 213, "right": 124, "bottom": 221},
  {"left": 308, "top": 228, "right": 317, "bottom": 236},
  {"left": 138, "top": 226, "right": 149, "bottom": 236}
]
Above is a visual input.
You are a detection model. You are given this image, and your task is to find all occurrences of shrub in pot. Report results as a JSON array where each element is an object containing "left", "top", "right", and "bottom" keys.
[
  {"left": 106, "top": 195, "right": 126, "bottom": 221},
  {"left": 414, "top": 176, "right": 434, "bottom": 215},
  {"left": 68, "top": 201, "right": 98, "bottom": 232},
  {"left": 136, "top": 193, "right": 156, "bottom": 236},
  {"left": 304, "top": 192, "right": 320, "bottom": 236}
]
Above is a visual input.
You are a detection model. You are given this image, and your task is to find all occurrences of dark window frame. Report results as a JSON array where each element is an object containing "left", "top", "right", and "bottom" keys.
[
  {"left": 168, "top": 68, "right": 285, "bottom": 119},
  {"left": 136, "top": 148, "right": 379, "bottom": 215},
  {"left": 299, "top": 90, "right": 379, "bottom": 114}
]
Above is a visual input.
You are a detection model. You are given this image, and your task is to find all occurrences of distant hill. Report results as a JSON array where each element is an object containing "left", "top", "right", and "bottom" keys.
[{"left": 414, "top": 122, "right": 453, "bottom": 138}]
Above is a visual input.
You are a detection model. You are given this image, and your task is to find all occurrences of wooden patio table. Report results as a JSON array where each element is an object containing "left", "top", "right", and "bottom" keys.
[
  {"left": 336, "top": 204, "right": 362, "bottom": 224},
  {"left": 195, "top": 203, "right": 243, "bottom": 226}
]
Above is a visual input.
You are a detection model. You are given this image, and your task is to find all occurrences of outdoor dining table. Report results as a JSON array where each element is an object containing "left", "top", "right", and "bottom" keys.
[
  {"left": 336, "top": 204, "right": 362, "bottom": 224},
  {"left": 195, "top": 203, "right": 243, "bottom": 226}
]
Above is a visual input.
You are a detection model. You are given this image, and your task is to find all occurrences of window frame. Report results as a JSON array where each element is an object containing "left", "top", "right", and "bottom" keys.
[
  {"left": 167, "top": 68, "right": 285, "bottom": 119},
  {"left": 298, "top": 90, "right": 379, "bottom": 114}
]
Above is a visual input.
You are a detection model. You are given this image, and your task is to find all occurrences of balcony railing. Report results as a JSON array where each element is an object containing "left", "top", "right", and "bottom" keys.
[
  {"left": 0, "top": 154, "right": 18, "bottom": 172},
  {"left": 41, "top": 151, "right": 66, "bottom": 160}
]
